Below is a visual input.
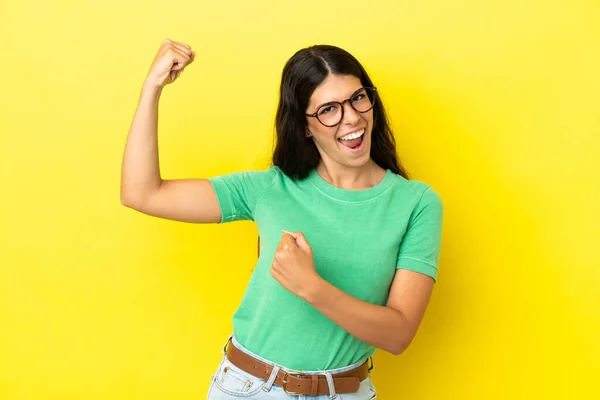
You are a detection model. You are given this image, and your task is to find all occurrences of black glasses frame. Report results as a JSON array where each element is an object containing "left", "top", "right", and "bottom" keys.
[{"left": 306, "top": 86, "right": 378, "bottom": 127}]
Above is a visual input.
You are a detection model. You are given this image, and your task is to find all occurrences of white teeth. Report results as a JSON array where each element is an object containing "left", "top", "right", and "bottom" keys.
[{"left": 339, "top": 129, "right": 365, "bottom": 141}]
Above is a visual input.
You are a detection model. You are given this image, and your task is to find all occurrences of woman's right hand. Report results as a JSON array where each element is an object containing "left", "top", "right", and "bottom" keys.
[{"left": 144, "top": 39, "right": 195, "bottom": 89}]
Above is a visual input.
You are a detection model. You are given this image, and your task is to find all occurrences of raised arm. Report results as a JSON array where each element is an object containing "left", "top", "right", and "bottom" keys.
[{"left": 120, "top": 39, "right": 221, "bottom": 224}]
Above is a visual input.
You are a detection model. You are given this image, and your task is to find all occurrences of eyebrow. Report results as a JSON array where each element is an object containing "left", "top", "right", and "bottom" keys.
[{"left": 314, "top": 87, "right": 364, "bottom": 110}]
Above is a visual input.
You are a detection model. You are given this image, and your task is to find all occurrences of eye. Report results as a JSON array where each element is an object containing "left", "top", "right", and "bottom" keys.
[
  {"left": 318, "top": 104, "right": 338, "bottom": 115},
  {"left": 352, "top": 90, "right": 367, "bottom": 102}
]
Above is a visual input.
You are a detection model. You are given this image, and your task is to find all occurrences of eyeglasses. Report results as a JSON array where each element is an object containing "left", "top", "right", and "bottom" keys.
[{"left": 306, "top": 87, "right": 377, "bottom": 127}]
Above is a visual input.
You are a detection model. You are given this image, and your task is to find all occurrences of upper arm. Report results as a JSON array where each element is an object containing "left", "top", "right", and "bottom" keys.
[
  {"left": 123, "top": 167, "right": 279, "bottom": 224},
  {"left": 125, "top": 178, "right": 222, "bottom": 223},
  {"left": 386, "top": 185, "right": 443, "bottom": 349},
  {"left": 386, "top": 269, "right": 434, "bottom": 349}
]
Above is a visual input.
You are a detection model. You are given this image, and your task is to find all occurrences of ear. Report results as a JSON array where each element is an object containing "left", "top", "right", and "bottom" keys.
[{"left": 305, "top": 129, "right": 313, "bottom": 138}]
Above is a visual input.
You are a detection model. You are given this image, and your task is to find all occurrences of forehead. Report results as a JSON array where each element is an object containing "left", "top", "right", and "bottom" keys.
[{"left": 308, "top": 74, "right": 363, "bottom": 108}]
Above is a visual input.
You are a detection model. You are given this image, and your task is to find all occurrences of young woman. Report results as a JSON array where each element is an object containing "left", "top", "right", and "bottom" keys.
[{"left": 121, "top": 39, "right": 444, "bottom": 399}]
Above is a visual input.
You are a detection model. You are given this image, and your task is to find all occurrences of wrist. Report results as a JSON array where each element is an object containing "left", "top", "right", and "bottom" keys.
[
  {"left": 303, "top": 276, "right": 332, "bottom": 306},
  {"left": 141, "top": 78, "right": 164, "bottom": 96}
]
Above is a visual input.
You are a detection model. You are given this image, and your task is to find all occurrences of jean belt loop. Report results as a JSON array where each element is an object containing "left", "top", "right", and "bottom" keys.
[
  {"left": 262, "top": 364, "right": 281, "bottom": 392},
  {"left": 324, "top": 371, "right": 338, "bottom": 399}
]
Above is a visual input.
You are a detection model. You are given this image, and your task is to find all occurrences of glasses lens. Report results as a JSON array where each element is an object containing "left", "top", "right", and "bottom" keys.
[
  {"left": 351, "top": 88, "right": 376, "bottom": 113},
  {"left": 317, "top": 103, "right": 342, "bottom": 126}
]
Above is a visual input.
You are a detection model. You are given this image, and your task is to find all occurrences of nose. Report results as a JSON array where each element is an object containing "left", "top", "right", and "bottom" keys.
[{"left": 341, "top": 101, "right": 360, "bottom": 125}]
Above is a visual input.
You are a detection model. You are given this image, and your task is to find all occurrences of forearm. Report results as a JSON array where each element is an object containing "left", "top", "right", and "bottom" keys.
[
  {"left": 305, "top": 279, "right": 411, "bottom": 355},
  {"left": 120, "top": 82, "right": 164, "bottom": 207}
]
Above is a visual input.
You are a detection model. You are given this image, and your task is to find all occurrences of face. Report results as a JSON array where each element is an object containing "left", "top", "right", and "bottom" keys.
[{"left": 305, "top": 74, "right": 374, "bottom": 170}]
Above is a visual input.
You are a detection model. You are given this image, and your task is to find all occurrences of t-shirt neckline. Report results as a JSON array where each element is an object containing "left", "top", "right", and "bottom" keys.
[{"left": 306, "top": 167, "right": 395, "bottom": 202}]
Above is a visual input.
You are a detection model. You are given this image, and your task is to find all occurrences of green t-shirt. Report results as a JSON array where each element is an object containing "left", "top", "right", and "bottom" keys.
[{"left": 208, "top": 166, "right": 443, "bottom": 370}]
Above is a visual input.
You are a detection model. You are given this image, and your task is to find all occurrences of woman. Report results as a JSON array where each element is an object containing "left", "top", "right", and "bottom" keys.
[{"left": 121, "top": 39, "right": 444, "bottom": 399}]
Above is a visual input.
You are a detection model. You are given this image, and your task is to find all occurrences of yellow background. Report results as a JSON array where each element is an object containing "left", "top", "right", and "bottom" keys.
[{"left": 1, "top": 0, "right": 598, "bottom": 399}]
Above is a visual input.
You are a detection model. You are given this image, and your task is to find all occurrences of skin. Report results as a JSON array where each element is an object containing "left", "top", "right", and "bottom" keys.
[{"left": 270, "top": 74, "right": 435, "bottom": 355}]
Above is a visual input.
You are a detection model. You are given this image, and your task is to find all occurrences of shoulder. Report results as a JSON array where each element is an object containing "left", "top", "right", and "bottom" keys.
[{"left": 389, "top": 172, "right": 443, "bottom": 210}]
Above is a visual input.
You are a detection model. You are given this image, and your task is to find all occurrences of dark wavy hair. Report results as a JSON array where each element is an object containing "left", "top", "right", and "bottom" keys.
[{"left": 272, "top": 45, "right": 409, "bottom": 180}]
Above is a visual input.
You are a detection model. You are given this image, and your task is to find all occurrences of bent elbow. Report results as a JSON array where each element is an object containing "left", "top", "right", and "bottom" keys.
[
  {"left": 120, "top": 192, "right": 140, "bottom": 209},
  {"left": 120, "top": 194, "right": 133, "bottom": 208},
  {"left": 388, "top": 338, "right": 412, "bottom": 356},
  {"left": 389, "top": 346, "right": 405, "bottom": 356}
]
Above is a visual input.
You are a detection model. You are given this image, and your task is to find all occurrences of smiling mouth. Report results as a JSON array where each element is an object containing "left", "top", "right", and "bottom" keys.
[{"left": 338, "top": 128, "right": 365, "bottom": 149}]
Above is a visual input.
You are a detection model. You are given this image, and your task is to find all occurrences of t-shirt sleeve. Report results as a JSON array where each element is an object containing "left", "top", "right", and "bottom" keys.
[
  {"left": 207, "top": 166, "right": 279, "bottom": 224},
  {"left": 396, "top": 185, "right": 444, "bottom": 281}
]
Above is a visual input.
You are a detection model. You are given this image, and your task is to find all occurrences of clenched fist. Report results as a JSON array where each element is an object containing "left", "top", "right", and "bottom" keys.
[
  {"left": 145, "top": 39, "right": 195, "bottom": 89},
  {"left": 271, "top": 231, "right": 322, "bottom": 301}
]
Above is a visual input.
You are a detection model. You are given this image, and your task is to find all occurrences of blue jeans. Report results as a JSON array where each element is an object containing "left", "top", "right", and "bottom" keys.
[{"left": 206, "top": 335, "right": 377, "bottom": 399}]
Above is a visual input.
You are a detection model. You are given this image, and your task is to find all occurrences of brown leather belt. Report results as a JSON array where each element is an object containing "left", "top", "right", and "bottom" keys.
[{"left": 225, "top": 339, "right": 370, "bottom": 396}]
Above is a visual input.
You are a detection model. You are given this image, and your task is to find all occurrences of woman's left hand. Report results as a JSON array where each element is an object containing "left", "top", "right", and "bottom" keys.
[{"left": 271, "top": 231, "right": 322, "bottom": 301}]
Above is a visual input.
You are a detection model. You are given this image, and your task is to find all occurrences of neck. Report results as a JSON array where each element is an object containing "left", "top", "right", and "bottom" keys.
[{"left": 315, "top": 160, "right": 385, "bottom": 190}]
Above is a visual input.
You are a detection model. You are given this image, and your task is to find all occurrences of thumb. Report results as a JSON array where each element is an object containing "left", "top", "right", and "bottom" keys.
[{"left": 291, "top": 231, "right": 311, "bottom": 253}]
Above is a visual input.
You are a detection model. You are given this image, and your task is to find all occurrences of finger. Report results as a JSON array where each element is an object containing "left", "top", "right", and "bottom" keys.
[
  {"left": 281, "top": 231, "right": 298, "bottom": 245},
  {"left": 275, "top": 240, "right": 284, "bottom": 251},
  {"left": 281, "top": 237, "right": 297, "bottom": 250},
  {"left": 162, "top": 42, "right": 191, "bottom": 61},
  {"left": 171, "top": 70, "right": 181, "bottom": 80},
  {"left": 274, "top": 251, "right": 282, "bottom": 262},
  {"left": 293, "top": 232, "right": 311, "bottom": 252},
  {"left": 170, "top": 47, "right": 191, "bottom": 61},
  {"left": 282, "top": 230, "right": 297, "bottom": 239},
  {"left": 169, "top": 49, "right": 192, "bottom": 71},
  {"left": 162, "top": 38, "right": 192, "bottom": 51},
  {"left": 173, "top": 46, "right": 195, "bottom": 64},
  {"left": 171, "top": 40, "right": 192, "bottom": 51},
  {"left": 172, "top": 42, "right": 193, "bottom": 57},
  {"left": 271, "top": 259, "right": 280, "bottom": 272}
]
